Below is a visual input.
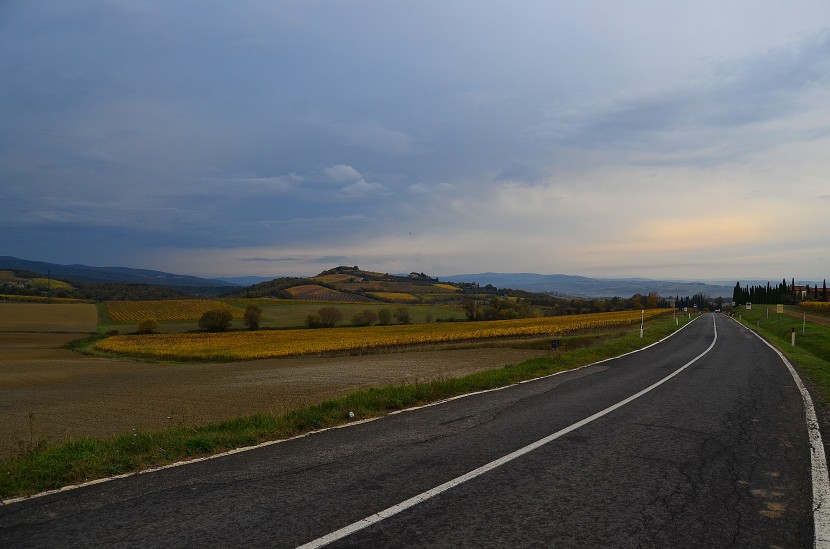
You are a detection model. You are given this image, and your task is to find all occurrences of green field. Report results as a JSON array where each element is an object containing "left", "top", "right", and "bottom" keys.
[{"left": 225, "top": 299, "right": 467, "bottom": 327}]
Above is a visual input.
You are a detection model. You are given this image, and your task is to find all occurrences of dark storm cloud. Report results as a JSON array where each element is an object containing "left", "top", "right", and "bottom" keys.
[{"left": 0, "top": 1, "right": 828, "bottom": 278}]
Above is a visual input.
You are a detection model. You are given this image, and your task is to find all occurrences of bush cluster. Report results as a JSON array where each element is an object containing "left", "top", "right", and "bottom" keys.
[
  {"left": 198, "top": 309, "right": 233, "bottom": 332},
  {"left": 304, "top": 306, "right": 413, "bottom": 328}
]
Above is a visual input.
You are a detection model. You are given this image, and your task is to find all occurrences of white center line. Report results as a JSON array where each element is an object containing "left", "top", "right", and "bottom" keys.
[{"left": 297, "top": 316, "right": 718, "bottom": 548}]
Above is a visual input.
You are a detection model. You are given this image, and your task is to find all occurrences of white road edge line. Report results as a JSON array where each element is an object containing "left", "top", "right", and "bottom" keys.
[
  {"left": 2, "top": 315, "right": 700, "bottom": 507},
  {"left": 296, "top": 316, "right": 718, "bottom": 549},
  {"left": 731, "top": 317, "right": 830, "bottom": 549}
]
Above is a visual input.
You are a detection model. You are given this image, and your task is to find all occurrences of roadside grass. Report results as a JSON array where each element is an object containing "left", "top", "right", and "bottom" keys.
[
  {"left": 732, "top": 305, "right": 830, "bottom": 404},
  {"left": 1, "top": 314, "right": 690, "bottom": 499}
]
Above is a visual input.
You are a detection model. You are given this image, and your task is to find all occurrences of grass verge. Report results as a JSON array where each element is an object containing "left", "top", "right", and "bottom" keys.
[
  {"left": 1, "top": 313, "right": 690, "bottom": 499},
  {"left": 732, "top": 306, "right": 830, "bottom": 404}
]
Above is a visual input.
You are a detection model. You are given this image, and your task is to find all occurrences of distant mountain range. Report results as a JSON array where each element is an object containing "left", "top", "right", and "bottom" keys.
[
  {"left": 441, "top": 272, "right": 735, "bottom": 298},
  {"left": 1, "top": 256, "right": 739, "bottom": 298},
  {"left": 216, "top": 275, "right": 278, "bottom": 286},
  {"left": 0, "top": 256, "right": 235, "bottom": 288}
]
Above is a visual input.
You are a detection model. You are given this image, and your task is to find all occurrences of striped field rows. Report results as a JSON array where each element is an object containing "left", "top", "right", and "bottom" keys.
[{"left": 95, "top": 309, "right": 671, "bottom": 360}]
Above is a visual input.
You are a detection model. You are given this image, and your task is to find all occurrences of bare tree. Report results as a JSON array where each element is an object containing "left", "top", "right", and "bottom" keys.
[
  {"left": 244, "top": 304, "right": 262, "bottom": 330},
  {"left": 317, "top": 306, "right": 342, "bottom": 327},
  {"left": 393, "top": 306, "right": 412, "bottom": 324}
]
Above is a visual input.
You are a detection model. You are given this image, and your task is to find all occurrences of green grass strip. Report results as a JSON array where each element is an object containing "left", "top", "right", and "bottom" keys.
[
  {"left": 732, "top": 306, "right": 830, "bottom": 405},
  {"left": 1, "top": 314, "right": 689, "bottom": 499}
]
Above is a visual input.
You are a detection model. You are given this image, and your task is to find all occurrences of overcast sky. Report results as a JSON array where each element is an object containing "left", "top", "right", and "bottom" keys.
[{"left": 1, "top": 1, "right": 828, "bottom": 281}]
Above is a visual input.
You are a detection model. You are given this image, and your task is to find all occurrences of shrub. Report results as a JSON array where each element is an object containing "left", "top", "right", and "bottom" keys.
[
  {"left": 361, "top": 309, "right": 378, "bottom": 326},
  {"left": 378, "top": 308, "right": 392, "bottom": 325},
  {"left": 351, "top": 309, "right": 379, "bottom": 327},
  {"left": 305, "top": 314, "right": 324, "bottom": 328},
  {"left": 243, "top": 304, "right": 262, "bottom": 330},
  {"left": 317, "top": 306, "right": 342, "bottom": 328},
  {"left": 136, "top": 319, "right": 159, "bottom": 334},
  {"left": 198, "top": 309, "right": 233, "bottom": 332},
  {"left": 393, "top": 306, "right": 412, "bottom": 325}
]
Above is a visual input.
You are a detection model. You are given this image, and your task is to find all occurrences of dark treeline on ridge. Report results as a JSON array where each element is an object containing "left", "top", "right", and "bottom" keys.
[{"left": 733, "top": 278, "right": 828, "bottom": 304}]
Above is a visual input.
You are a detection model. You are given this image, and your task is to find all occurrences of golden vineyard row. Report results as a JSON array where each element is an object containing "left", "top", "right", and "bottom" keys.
[
  {"left": 96, "top": 309, "right": 671, "bottom": 361},
  {"left": 802, "top": 301, "right": 830, "bottom": 310},
  {"left": 104, "top": 299, "right": 245, "bottom": 323}
]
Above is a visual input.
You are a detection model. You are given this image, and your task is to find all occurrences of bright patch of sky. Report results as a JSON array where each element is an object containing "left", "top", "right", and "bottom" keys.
[{"left": 1, "top": 1, "right": 828, "bottom": 280}]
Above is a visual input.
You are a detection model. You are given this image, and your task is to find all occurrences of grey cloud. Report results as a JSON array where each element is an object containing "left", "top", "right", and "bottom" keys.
[
  {"left": 530, "top": 30, "right": 830, "bottom": 165},
  {"left": 305, "top": 113, "right": 419, "bottom": 157},
  {"left": 340, "top": 180, "right": 388, "bottom": 197},
  {"left": 220, "top": 174, "right": 304, "bottom": 194},
  {"left": 1, "top": 2, "right": 828, "bottom": 279},
  {"left": 73, "top": 149, "right": 120, "bottom": 166},
  {"left": 237, "top": 257, "right": 301, "bottom": 263},
  {"left": 313, "top": 256, "right": 353, "bottom": 265},
  {"left": 323, "top": 164, "right": 363, "bottom": 183}
]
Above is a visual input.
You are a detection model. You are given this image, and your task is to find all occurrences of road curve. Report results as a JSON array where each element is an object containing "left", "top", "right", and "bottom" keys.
[{"left": 0, "top": 314, "right": 821, "bottom": 547}]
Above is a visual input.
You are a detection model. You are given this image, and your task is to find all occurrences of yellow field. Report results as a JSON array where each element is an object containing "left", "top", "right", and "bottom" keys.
[
  {"left": 802, "top": 301, "right": 830, "bottom": 311},
  {"left": 31, "top": 278, "right": 74, "bottom": 291},
  {"left": 313, "top": 274, "right": 355, "bottom": 283},
  {"left": 95, "top": 309, "right": 670, "bottom": 360},
  {"left": 368, "top": 292, "right": 419, "bottom": 302},
  {"left": 433, "top": 283, "right": 460, "bottom": 292},
  {"left": 0, "top": 294, "right": 84, "bottom": 304},
  {"left": 104, "top": 300, "right": 245, "bottom": 323}
]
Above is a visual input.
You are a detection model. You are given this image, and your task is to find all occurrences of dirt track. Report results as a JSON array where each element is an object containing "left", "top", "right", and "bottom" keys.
[{"left": 0, "top": 332, "right": 547, "bottom": 459}]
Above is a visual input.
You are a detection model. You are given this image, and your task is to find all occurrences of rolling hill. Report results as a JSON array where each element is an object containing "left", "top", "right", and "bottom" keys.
[
  {"left": 441, "top": 272, "right": 735, "bottom": 298},
  {"left": 0, "top": 256, "right": 236, "bottom": 288},
  {"left": 2, "top": 256, "right": 739, "bottom": 300}
]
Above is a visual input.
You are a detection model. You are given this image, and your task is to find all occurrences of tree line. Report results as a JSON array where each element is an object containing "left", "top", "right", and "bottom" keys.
[
  {"left": 733, "top": 278, "right": 829, "bottom": 305},
  {"left": 305, "top": 306, "right": 413, "bottom": 328}
]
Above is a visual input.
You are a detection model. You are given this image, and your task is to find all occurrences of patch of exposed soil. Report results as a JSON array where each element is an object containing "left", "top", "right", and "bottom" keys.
[
  {"left": 783, "top": 308, "right": 830, "bottom": 328},
  {"left": 0, "top": 303, "right": 98, "bottom": 332},
  {"left": 0, "top": 332, "right": 547, "bottom": 458}
]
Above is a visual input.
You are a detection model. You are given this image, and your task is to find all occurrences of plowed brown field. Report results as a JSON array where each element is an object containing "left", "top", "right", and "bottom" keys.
[
  {"left": 0, "top": 303, "right": 97, "bottom": 332},
  {"left": 0, "top": 332, "right": 547, "bottom": 459}
]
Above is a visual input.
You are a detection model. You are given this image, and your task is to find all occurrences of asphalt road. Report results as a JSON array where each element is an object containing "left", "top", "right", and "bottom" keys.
[{"left": 0, "top": 314, "right": 819, "bottom": 547}]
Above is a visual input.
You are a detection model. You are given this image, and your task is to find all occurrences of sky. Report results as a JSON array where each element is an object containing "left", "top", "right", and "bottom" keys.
[{"left": 1, "top": 1, "right": 829, "bottom": 281}]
